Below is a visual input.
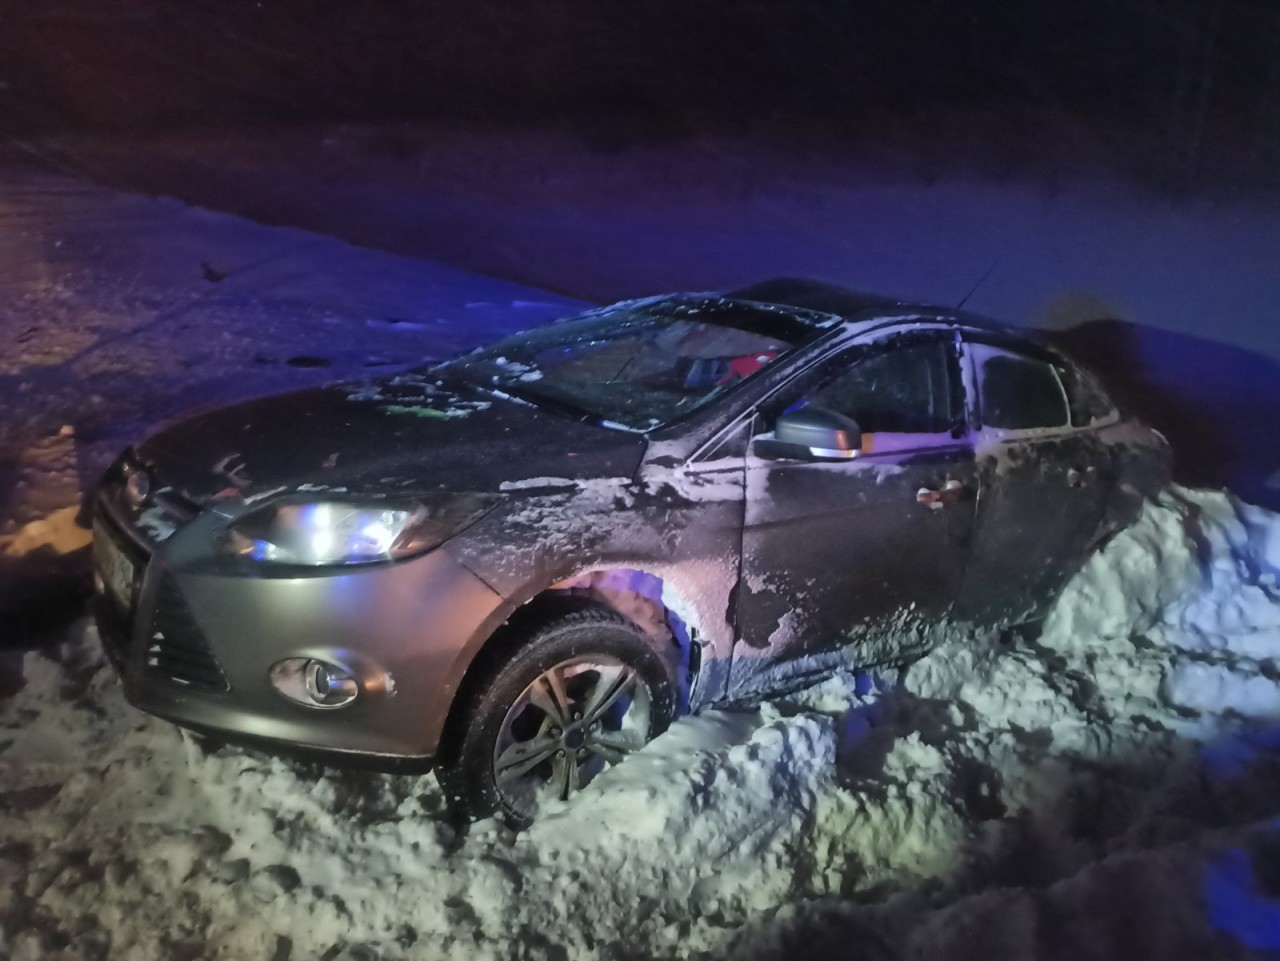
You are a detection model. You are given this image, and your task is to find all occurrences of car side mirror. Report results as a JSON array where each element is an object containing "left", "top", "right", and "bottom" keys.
[{"left": 754, "top": 406, "right": 862, "bottom": 462}]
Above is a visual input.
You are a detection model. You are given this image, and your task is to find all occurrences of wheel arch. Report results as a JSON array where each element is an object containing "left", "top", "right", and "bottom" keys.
[{"left": 435, "top": 566, "right": 701, "bottom": 764}]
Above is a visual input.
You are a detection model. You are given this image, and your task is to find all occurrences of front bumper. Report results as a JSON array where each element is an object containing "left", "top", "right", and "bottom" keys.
[{"left": 93, "top": 483, "right": 506, "bottom": 767}]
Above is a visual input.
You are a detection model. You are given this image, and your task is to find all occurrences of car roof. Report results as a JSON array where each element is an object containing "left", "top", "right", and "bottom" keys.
[
  {"left": 726, "top": 276, "right": 1046, "bottom": 346},
  {"left": 726, "top": 277, "right": 905, "bottom": 319}
]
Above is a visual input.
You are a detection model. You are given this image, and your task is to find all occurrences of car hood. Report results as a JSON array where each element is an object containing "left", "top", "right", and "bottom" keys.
[{"left": 133, "top": 374, "right": 646, "bottom": 507}]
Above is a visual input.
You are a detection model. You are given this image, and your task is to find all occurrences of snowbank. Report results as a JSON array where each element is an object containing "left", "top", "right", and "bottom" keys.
[{"left": 3, "top": 485, "right": 1280, "bottom": 959}]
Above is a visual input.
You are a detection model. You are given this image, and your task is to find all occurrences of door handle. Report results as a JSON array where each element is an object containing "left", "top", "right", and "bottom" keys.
[{"left": 916, "top": 478, "right": 965, "bottom": 510}]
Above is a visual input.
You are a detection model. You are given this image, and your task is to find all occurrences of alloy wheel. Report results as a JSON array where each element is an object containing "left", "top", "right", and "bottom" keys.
[{"left": 492, "top": 654, "right": 652, "bottom": 817}]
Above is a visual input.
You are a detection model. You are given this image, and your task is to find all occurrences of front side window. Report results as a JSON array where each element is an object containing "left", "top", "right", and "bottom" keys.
[
  {"left": 973, "top": 346, "right": 1070, "bottom": 431},
  {"left": 762, "top": 333, "right": 958, "bottom": 438},
  {"left": 808, "top": 340, "right": 955, "bottom": 433}
]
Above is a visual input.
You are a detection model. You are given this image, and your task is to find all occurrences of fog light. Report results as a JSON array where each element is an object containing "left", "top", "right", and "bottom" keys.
[
  {"left": 269, "top": 658, "right": 359, "bottom": 709},
  {"left": 305, "top": 660, "right": 357, "bottom": 704}
]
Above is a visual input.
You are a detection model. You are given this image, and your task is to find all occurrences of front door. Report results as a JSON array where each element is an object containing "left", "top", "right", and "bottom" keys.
[{"left": 730, "top": 330, "right": 978, "bottom": 698}]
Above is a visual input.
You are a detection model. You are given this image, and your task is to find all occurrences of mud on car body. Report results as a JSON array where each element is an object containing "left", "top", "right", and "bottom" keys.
[{"left": 92, "top": 278, "right": 1170, "bottom": 824}]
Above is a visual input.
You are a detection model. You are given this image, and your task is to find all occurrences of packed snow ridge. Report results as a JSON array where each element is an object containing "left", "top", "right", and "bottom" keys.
[{"left": 3, "top": 485, "right": 1280, "bottom": 960}]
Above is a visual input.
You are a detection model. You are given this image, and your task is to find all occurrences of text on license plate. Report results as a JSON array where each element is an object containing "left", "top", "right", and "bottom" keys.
[{"left": 94, "top": 525, "right": 137, "bottom": 609}]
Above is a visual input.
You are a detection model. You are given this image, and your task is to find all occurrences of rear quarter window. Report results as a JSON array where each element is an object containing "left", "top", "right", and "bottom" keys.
[{"left": 972, "top": 346, "right": 1070, "bottom": 431}]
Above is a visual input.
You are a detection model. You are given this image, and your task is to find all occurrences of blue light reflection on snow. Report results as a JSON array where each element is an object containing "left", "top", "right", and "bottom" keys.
[
  {"left": 1200, "top": 724, "right": 1280, "bottom": 950},
  {"left": 853, "top": 670, "right": 876, "bottom": 697},
  {"left": 1200, "top": 724, "right": 1280, "bottom": 781},
  {"left": 1204, "top": 819, "right": 1280, "bottom": 950}
]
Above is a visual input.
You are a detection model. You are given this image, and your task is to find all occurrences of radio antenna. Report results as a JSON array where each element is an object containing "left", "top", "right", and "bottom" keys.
[{"left": 956, "top": 263, "right": 997, "bottom": 310}]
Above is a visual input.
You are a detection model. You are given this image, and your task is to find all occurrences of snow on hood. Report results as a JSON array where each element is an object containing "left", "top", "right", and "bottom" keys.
[
  {"left": 131, "top": 374, "right": 646, "bottom": 506},
  {"left": 4, "top": 486, "right": 1280, "bottom": 959}
]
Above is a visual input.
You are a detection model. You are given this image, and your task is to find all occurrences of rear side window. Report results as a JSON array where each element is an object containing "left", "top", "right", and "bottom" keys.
[
  {"left": 975, "top": 348, "right": 1069, "bottom": 430},
  {"left": 1057, "top": 363, "right": 1116, "bottom": 426},
  {"left": 808, "top": 339, "right": 955, "bottom": 433}
]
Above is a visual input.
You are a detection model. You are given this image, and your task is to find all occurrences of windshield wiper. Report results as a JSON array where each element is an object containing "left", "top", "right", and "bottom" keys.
[{"left": 479, "top": 379, "right": 619, "bottom": 427}]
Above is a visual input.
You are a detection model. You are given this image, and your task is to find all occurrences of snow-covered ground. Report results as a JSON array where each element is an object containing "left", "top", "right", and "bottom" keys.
[
  {"left": 4, "top": 489, "right": 1280, "bottom": 959},
  {"left": 3, "top": 160, "right": 1280, "bottom": 959}
]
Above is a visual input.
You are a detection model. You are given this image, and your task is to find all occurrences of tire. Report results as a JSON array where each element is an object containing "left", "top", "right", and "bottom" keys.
[{"left": 437, "top": 605, "right": 677, "bottom": 827}]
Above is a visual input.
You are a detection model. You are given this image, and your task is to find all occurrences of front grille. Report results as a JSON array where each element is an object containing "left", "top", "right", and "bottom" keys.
[{"left": 147, "top": 574, "right": 230, "bottom": 692}]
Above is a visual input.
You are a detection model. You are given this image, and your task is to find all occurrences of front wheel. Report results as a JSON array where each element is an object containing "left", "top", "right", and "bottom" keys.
[{"left": 437, "top": 606, "right": 677, "bottom": 826}]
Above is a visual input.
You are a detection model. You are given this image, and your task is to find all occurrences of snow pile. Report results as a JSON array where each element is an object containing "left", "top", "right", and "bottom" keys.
[
  {"left": 910, "top": 486, "right": 1280, "bottom": 730},
  {"left": 0, "top": 652, "right": 847, "bottom": 960},
  {"left": 1011, "top": 486, "right": 1280, "bottom": 721},
  {"left": 716, "top": 487, "right": 1280, "bottom": 958},
  {"left": 3, "top": 486, "right": 1280, "bottom": 960},
  {"left": 1154, "top": 494, "right": 1280, "bottom": 716}
]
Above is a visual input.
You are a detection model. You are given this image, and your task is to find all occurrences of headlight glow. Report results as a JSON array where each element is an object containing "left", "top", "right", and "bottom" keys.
[{"left": 223, "top": 494, "right": 498, "bottom": 566}]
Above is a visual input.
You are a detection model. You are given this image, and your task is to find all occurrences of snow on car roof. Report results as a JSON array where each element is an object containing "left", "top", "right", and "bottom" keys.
[
  {"left": 726, "top": 276, "right": 1033, "bottom": 341},
  {"left": 576, "top": 281, "right": 1043, "bottom": 352},
  {"left": 566, "top": 290, "right": 845, "bottom": 344}
]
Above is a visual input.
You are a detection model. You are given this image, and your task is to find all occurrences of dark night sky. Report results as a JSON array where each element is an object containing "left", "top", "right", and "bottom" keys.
[
  {"left": 0, "top": 0, "right": 1278, "bottom": 199},
  {"left": 1, "top": 1, "right": 1276, "bottom": 136}
]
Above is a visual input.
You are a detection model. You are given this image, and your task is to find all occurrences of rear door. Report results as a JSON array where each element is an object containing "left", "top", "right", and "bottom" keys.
[
  {"left": 730, "top": 327, "right": 978, "bottom": 696},
  {"left": 954, "top": 340, "right": 1114, "bottom": 628}
]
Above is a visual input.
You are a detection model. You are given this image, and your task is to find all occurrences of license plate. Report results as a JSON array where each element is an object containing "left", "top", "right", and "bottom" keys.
[{"left": 94, "top": 525, "right": 137, "bottom": 610}]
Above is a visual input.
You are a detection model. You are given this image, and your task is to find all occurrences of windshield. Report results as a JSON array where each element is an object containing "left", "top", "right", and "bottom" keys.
[{"left": 441, "top": 296, "right": 818, "bottom": 430}]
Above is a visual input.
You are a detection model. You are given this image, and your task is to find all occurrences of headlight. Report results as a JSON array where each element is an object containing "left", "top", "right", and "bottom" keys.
[{"left": 222, "top": 495, "right": 497, "bottom": 565}]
